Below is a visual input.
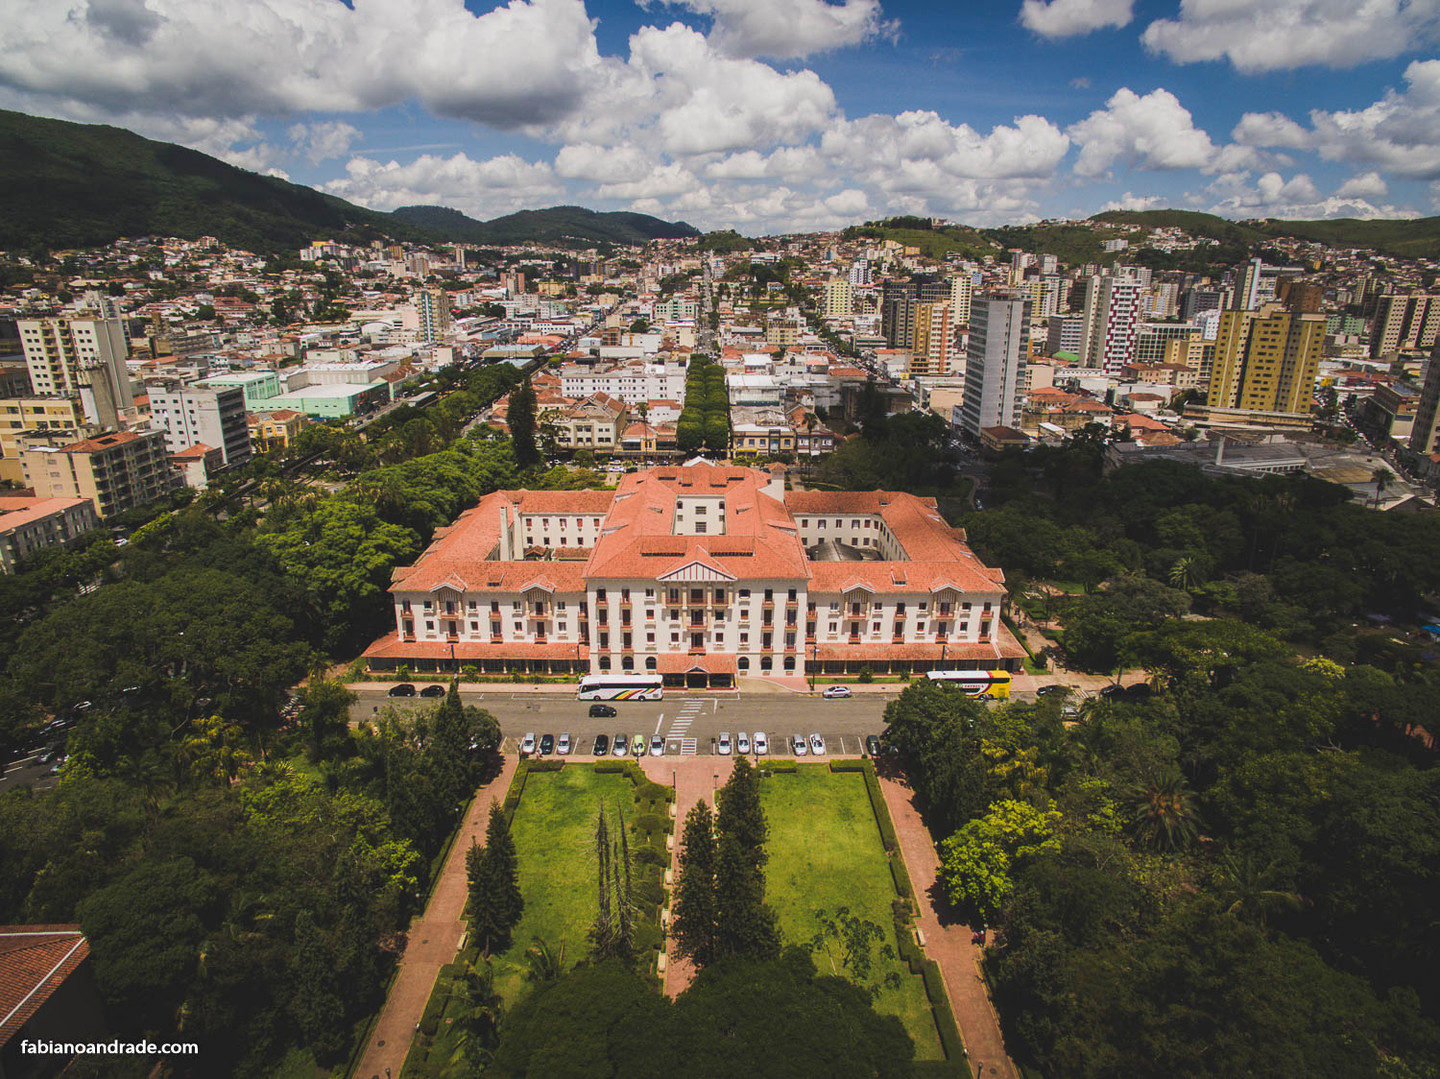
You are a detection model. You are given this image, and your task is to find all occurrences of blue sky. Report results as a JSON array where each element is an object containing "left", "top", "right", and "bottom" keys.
[{"left": 3, "top": 0, "right": 1440, "bottom": 233}]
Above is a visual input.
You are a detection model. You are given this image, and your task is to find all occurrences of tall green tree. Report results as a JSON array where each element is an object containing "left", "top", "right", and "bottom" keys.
[
  {"left": 468, "top": 801, "right": 523, "bottom": 954},
  {"left": 508, "top": 378, "right": 540, "bottom": 468},
  {"left": 671, "top": 799, "right": 718, "bottom": 966}
]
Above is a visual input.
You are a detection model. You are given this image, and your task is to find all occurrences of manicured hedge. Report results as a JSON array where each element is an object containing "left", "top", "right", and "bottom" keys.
[
  {"left": 828, "top": 758, "right": 868, "bottom": 773},
  {"left": 760, "top": 760, "right": 797, "bottom": 774},
  {"left": 527, "top": 758, "right": 565, "bottom": 772},
  {"left": 921, "top": 959, "right": 967, "bottom": 1063}
]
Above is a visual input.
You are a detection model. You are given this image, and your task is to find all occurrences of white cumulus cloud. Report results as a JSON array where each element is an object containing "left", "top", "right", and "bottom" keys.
[
  {"left": 1020, "top": 0, "right": 1134, "bottom": 38},
  {"left": 651, "top": 0, "right": 898, "bottom": 59},
  {"left": 288, "top": 120, "right": 361, "bottom": 165},
  {"left": 1068, "top": 88, "right": 1216, "bottom": 177},
  {"left": 1201, "top": 169, "right": 1418, "bottom": 220},
  {"left": 1142, "top": 0, "right": 1440, "bottom": 73},
  {"left": 1336, "top": 171, "right": 1389, "bottom": 198},
  {"left": 322, "top": 152, "right": 563, "bottom": 218}
]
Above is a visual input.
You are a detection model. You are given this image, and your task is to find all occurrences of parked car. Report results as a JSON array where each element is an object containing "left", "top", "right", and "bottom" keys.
[
  {"left": 388, "top": 683, "right": 417, "bottom": 697},
  {"left": 650, "top": 734, "right": 665, "bottom": 756},
  {"left": 419, "top": 684, "right": 446, "bottom": 698},
  {"left": 1098, "top": 684, "right": 1125, "bottom": 699},
  {"left": 737, "top": 731, "right": 751, "bottom": 754},
  {"left": 557, "top": 732, "right": 572, "bottom": 755},
  {"left": 717, "top": 731, "right": 733, "bottom": 755},
  {"left": 1124, "top": 683, "right": 1154, "bottom": 700},
  {"left": 822, "top": 685, "right": 851, "bottom": 699},
  {"left": 592, "top": 733, "right": 610, "bottom": 756},
  {"left": 521, "top": 732, "right": 537, "bottom": 754},
  {"left": 1036, "top": 684, "right": 1069, "bottom": 698},
  {"left": 866, "top": 734, "right": 881, "bottom": 756},
  {"left": 613, "top": 734, "right": 628, "bottom": 756},
  {"left": 753, "top": 731, "right": 768, "bottom": 755},
  {"left": 632, "top": 734, "right": 645, "bottom": 756},
  {"left": 588, "top": 703, "right": 618, "bottom": 718},
  {"left": 539, "top": 733, "right": 555, "bottom": 755},
  {"left": 809, "top": 733, "right": 826, "bottom": 755},
  {"left": 792, "top": 733, "right": 808, "bottom": 756}
]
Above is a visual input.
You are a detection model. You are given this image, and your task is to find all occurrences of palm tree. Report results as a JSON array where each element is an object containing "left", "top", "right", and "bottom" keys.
[
  {"left": 449, "top": 960, "right": 503, "bottom": 1068},
  {"left": 1214, "top": 851, "right": 1305, "bottom": 927},
  {"left": 1131, "top": 769, "right": 1200, "bottom": 851},
  {"left": 1168, "top": 555, "right": 1205, "bottom": 593},
  {"left": 524, "top": 936, "right": 566, "bottom": 983},
  {"left": 1372, "top": 467, "right": 1394, "bottom": 509}
]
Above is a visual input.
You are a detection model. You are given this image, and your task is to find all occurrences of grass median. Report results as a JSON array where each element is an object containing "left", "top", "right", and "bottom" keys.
[{"left": 761, "top": 764, "right": 945, "bottom": 1060}]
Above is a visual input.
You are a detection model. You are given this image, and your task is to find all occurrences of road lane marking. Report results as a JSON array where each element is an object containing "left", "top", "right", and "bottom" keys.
[{"left": 654, "top": 714, "right": 665, "bottom": 734}]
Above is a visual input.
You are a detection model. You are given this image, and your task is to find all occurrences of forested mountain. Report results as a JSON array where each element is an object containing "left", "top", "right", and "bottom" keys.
[
  {"left": 390, "top": 204, "right": 699, "bottom": 246},
  {"left": 0, "top": 110, "right": 696, "bottom": 253}
]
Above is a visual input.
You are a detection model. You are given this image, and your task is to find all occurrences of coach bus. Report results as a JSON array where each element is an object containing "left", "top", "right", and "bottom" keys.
[
  {"left": 577, "top": 673, "right": 665, "bottom": 701},
  {"left": 925, "top": 669, "right": 1013, "bottom": 699}
]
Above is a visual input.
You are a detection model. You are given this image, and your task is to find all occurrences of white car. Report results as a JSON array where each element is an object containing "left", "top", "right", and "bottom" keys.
[
  {"left": 718, "top": 731, "right": 733, "bottom": 755},
  {"left": 737, "top": 731, "right": 751, "bottom": 754},
  {"left": 823, "top": 685, "right": 852, "bottom": 698},
  {"left": 521, "top": 732, "right": 537, "bottom": 754},
  {"left": 809, "top": 733, "right": 826, "bottom": 755},
  {"left": 792, "top": 734, "right": 807, "bottom": 756},
  {"left": 753, "top": 731, "right": 768, "bottom": 755},
  {"left": 557, "top": 732, "right": 572, "bottom": 755}
]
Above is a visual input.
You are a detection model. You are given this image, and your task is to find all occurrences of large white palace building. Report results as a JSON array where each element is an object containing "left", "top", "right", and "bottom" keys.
[{"left": 363, "top": 462, "right": 1024, "bottom": 687}]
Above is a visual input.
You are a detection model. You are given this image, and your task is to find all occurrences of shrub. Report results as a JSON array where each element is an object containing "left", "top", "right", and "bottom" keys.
[
  {"left": 857, "top": 665, "right": 874, "bottom": 683},
  {"left": 760, "top": 760, "right": 797, "bottom": 774},
  {"left": 417, "top": 979, "right": 450, "bottom": 1037},
  {"left": 889, "top": 856, "right": 913, "bottom": 902},
  {"left": 829, "top": 758, "right": 867, "bottom": 773},
  {"left": 593, "top": 760, "right": 626, "bottom": 774},
  {"left": 921, "top": 960, "right": 966, "bottom": 1062},
  {"left": 633, "top": 846, "right": 668, "bottom": 868},
  {"left": 527, "top": 759, "right": 564, "bottom": 772}
]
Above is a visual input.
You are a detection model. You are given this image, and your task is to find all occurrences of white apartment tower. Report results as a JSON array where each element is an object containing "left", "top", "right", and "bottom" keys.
[
  {"left": 17, "top": 317, "right": 132, "bottom": 425},
  {"left": 961, "top": 294, "right": 1030, "bottom": 436},
  {"left": 145, "top": 380, "right": 254, "bottom": 467}
]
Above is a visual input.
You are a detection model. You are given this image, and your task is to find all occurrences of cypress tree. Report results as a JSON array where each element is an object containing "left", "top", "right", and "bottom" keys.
[
  {"left": 672, "top": 799, "right": 718, "bottom": 966},
  {"left": 484, "top": 800, "right": 523, "bottom": 933},
  {"left": 714, "top": 831, "right": 780, "bottom": 961},
  {"left": 467, "top": 801, "right": 523, "bottom": 954},
  {"left": 717, "top": 757, "right": 768, "bottom": 870},
  {"left": 508, "top": 378, "right": 540, "bottom": 468},
  {"left": 615, "top": 805, "right": 635, "bottom": 964}
]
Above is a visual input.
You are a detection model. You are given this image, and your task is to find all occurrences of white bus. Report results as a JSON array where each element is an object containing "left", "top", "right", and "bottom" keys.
[
  {"left": 925, "top": 669, "right": 1013, "bottom": 699},
  {"left": 577, "top": 673, "right": 664, "bottom": 701}
]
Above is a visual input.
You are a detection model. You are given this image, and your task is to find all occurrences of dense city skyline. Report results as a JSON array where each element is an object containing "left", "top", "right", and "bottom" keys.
[{"left": 3, "top": 0, "right": 1440, "bottom": 231}]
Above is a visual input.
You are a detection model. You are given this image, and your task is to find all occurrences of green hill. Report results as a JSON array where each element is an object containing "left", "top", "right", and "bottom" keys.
[
  {"left": 0, "top": 109, "right": 699, "bottom": 254},
  {"left": 1091, "top": 209, "right": 1440, "bottom": 259},
  {"left": 391, "top": 204, "right": 699, "bottom": 246},
  {"left": 0, "top": 108, "right": 440, "bottom": 253}
]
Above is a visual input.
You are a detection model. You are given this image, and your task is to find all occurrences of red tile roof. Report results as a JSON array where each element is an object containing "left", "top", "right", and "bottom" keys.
[
  {"left": 656, "top": 653, "right": 737, "bottom": 674},
  {"left": 0, "top": 926, "right": 90, "bottom": 1045},
  {"left": 362, "top": 636, "right": 589, "bottom": 661}
]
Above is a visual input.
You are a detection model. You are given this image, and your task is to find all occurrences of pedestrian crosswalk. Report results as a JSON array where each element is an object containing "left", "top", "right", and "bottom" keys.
[{"left": 667, "top": 699, "right": 704, "bottom": 754}]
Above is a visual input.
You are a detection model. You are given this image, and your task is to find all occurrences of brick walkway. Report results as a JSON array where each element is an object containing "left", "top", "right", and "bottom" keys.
[
  {"left": 878, "top": 772, "right": 1019, "bottom": 1079},
  {"left": 352, "top": 753, "right": 519, "bottom": 1079},
  {"left": 640, "top": 755, "right": 736, "bottom": 997}
]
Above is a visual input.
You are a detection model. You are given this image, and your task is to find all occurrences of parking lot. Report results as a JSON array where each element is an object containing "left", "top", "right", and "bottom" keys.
[{"left": 349, "top": 685, "right": 897, "bottom": 757}]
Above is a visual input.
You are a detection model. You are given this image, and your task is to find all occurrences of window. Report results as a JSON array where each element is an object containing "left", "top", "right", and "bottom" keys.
[
  {"left": 829, "top": 601, "right": 839, "bottom": 611},
  {"left": 646, "top": 588, "right": 655, "bottom": 598},
  {"left": 818, "top": 519, "right": 826, "bottom": 529},
  {"left": 695, "top": 504, "right": 707, "bottom": 514},
  {"left": 740, "top": 589, "right": 751, "bottom": 598},
  {"left": 872, "top": 621, "right": 881, "bottom": 632},
  {"left": 714, "top": 588, "right": 725, "bottom": 603},
  {"left": 514, "top": 621, "right": 523, "bottom": 631},
  {"left": 695, "top": 522, "right": 707, "bottom": 533},
  {"left": 622, "top": 633, "right": 632, "bottom": 648},
  {"left": 513, "top": 601, "right": 523, "bottom": 612},
  {"left": 425, "top": 620, "right": 435, "bottom": 631},
  {"left": 596, "top": 588, "right": 607, "bottom": 601},
  {"left": 828, "top": 621, "right": 838, "bottom": 633},
  {"left": 470, "top": 621, "right": 479, "bottom": 631},
  {"left": 851, "top": 519, "right": 860, "bottom": 528},
  {"left": 491, "top": 621, "right": 502, "bottom": 636},
  {"left": 646, "top": 632, "right": 655, "bottom": 643},
  {"left": 764, "top": 589, "right": 773, "bottom": 601},
  {"left": 491, "top": 600, "right": 500, "bottom": 613},
  {"left": 669, "top": 609, "right": 679, "bottom": 621},
  {"left": 599, "top": 632, "right": 609, "bottom": 648},
  {"left": 916, "top": 622, "right": 926, "bottom": 633},
  {"left": 738, "top": 657, "right": 750, "bottom": 671},
  {"left": 557, "top": 601, "right": 566, "bottom": 611},
  {"left": 740, "top": 632, "right": 749, "bottom": 645},
  {"left": 937, "top": 622, "right": 948, "bottom": 636}
]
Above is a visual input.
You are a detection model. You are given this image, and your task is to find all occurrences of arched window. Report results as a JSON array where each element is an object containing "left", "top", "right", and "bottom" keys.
[
  {"left": 645, "top": 656, "right": 657, "bottom": 670},
  {"left": 738, "top": 656, "right": 750, "bottom": 671},
  {"left": 760, "top": 656, "right": 773, "bottom": 671},
  {"left": 783, "top": 655, "right": 795, "bottom": 671},
  {"left": 599, "top": 655, "right": 611, "bottom": 670}
]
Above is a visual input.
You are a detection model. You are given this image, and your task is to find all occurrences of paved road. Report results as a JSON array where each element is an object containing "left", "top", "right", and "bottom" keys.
[
  {"left": 349, "top": 688, "right": 897, "bottom": 757},
  {"left": 1, "top": 754, "right": 59, "bottom": 794}
]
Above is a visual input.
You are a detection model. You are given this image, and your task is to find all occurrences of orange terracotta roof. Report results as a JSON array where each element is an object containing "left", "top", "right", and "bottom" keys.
[
  {"left": 0, "top": 926, "right": 90, "bottom": 1045},
  {"left": 362, "top": 635, "right": 589, "bottom": 661},
  {"left": 656, "top": 653, "right": 737, "bottom": 674},
  {"left": 814, "top": 627, "right": 1025, "bottom": 662}
]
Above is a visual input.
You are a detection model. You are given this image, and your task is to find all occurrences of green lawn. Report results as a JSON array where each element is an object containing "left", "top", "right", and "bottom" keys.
[
  {"left": 761, "top": 766, "right": 945, "bottom": 1060},
  {"left": 490, "top": 766, "right": 640, "bottom": 1004}
]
